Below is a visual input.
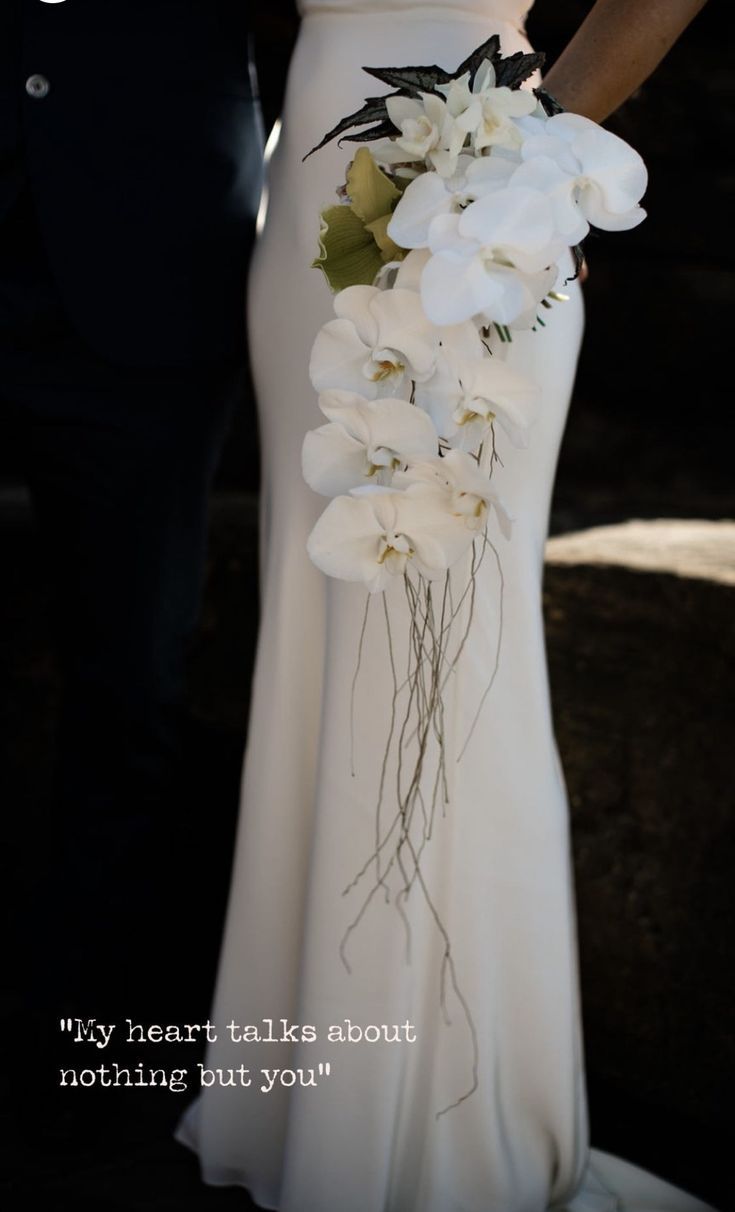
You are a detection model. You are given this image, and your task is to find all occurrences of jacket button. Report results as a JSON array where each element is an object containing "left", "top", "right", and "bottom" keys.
[{"left": 26, "top": 74, "right": 51, "bottom": 100}]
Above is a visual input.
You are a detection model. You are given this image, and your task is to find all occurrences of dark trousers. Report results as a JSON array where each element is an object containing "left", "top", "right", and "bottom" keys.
[{"left": 1, "top": 193, "right": 241, "bottom": 1028}]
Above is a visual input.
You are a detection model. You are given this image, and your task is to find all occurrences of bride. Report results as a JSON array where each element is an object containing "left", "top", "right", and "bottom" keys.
[{"left": 176, "top": 1, "right": 715, "bottom": 1209}]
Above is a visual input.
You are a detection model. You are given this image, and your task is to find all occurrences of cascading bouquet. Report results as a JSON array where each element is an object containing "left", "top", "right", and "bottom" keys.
[{"left": 300, "top": 34, "right": 647, "bottom": 1114}]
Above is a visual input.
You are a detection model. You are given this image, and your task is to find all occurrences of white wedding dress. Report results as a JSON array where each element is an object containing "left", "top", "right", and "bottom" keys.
[{"left": 176, "top": 2, "right": 719, "bottom": 1210}]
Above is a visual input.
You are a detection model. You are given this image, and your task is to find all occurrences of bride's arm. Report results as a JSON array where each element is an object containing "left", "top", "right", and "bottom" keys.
[{"left": 540, "top": 0, "right": 709, "bottom": 123}]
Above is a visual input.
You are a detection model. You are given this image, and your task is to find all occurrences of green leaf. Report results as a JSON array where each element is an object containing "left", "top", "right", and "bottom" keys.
[
  {"left": 346, "top": 147, "right": 401, "bottom": 225},
  {"left": 311, "top": 204, "right": 384, "bottom": 292},
  {"left": 364, "top": 214, "right": 404, "bottom": 264}
]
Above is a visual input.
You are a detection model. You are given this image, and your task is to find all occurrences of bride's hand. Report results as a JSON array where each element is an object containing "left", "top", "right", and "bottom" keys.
[{"left": 541, "top": 0, "right": 708, "bottom": 124}]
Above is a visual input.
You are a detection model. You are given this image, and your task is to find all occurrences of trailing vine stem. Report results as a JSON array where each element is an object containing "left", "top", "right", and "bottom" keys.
[{"left": 342, "top": 523, "right": 504, "bottom": 1118}]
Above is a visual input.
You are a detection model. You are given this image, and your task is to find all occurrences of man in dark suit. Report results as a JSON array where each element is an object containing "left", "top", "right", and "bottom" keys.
[{"left": 0, "top": 0, "right": 263, "bottom": 1027}]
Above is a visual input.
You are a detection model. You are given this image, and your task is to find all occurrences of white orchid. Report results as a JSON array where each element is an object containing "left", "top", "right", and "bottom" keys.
[
  {"left": 438, "top": 61, "right": 537, "bottom": 154},
  {"left": 393, "top": 247, "right": 431, "bottom": 291},
  {"left": 514, "top": 112, "right": 548, "bottom": 142},
  {"left": 387, "top": 153, "right": 518, "bottom": 250},
  {"left": 420, "top": 187, "right": 561, "bottom": 326},
  {"left": 303, "top": 42, "right": 650, "bottom": 594},
  {"left": 306, "top": 483, "right": 474, "bottom": 592},
  {"left": 372, "top": 247, "right": 428, "bottom": 293},
  {"left": 415, "top": 344, "right": 541, "bottom": 451},
  {"left": 511, "top": 112, "right": 647, "bottom": 243},
  {"left": 371, "top": 92, "right": 463, "bottom": 178},
  {"left": 394, "top": 448, "right": 513, "bottom": 537},
  {"left": 301, "top": 389, "right": 439, "bottom": 496},
  {"left": 309, "top": 284, "right": 440, "bottom": 399}
]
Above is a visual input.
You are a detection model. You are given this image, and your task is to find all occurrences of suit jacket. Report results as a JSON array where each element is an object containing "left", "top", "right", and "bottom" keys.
[{"left": 0, "top": 0, "right": 264, "bottom": 367}]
